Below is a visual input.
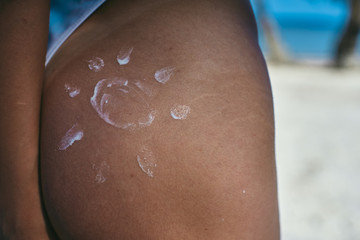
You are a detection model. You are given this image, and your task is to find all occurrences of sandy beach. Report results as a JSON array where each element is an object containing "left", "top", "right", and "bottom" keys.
[{"left": 268, "top": 62, "right": 360, "bottom": 240}]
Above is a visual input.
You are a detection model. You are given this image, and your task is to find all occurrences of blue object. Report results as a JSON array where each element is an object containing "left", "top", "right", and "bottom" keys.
[
  {"left": 47, "top": 0, "right": 106, "bottom": 64},
  {"left": 250, "top": 0, "right": 359, "bottom": 59}
]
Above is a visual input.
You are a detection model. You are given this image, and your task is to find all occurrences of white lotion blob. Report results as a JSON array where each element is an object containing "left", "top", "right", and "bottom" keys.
[
  {"left": 170, "top": 104, "right": 191, "bottom": 120},
  {"left": 136, "top": 145, "right": 157, "bottom": 178},
  {"left": 64, "top": 83, "right": 80, "bottom": 98},
  {"left": 58, "top": 123, "right": 84, "bottom": 151},
  {"left": 90, "top": 78, "right": 156, "bottom": 130},
  {"left": 88, "top": 57, "right": 105, "bottom": 72},
  {"left": 154, "top": 66, "right": 175, "bottom": 84},
  {"left": 117, "top": 47, "right": 134, "bottom": 65}
]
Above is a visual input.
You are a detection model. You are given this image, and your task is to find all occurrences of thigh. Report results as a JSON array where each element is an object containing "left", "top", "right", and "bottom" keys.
[{"left": 41, "top": 1, "right": 279, "bottom": 239}]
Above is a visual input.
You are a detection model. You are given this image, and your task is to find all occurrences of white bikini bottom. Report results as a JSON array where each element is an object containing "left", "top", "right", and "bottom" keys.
[{"left": 46, "top": 0, "right": 107, "bottom": 66}]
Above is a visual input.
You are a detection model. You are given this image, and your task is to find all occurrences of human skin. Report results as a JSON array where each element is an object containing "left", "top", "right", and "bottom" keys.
[
  {"left": 0, "top": 0, "right": 55, "bottom": 239},
  {"left": 41, "top": 0, "right": 280, "bottom": 239}
]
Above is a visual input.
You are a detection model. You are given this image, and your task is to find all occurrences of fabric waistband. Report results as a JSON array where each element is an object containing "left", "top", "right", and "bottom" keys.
[{"left": 46, "top": 0, "right": 107, "bottom": 66}]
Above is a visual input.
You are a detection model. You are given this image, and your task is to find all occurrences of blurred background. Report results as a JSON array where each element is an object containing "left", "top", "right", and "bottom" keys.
[
  {"left": 250, "top": 0, "right": 360, "bottom": 240},
  {"left": 251, "top": 0, "right": 360, "bottom": 64},
  {"left": 48, "top": 0, "right": 360, "bottom": 239}
]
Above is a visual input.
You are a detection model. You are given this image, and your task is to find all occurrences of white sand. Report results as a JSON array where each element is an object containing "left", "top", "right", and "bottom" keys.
[{"left": 269, "top": 62, "right": 360, "bottom": 240}]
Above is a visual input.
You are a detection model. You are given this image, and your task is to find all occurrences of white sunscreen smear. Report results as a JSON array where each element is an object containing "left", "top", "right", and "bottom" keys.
[
  {"left": 117, "top": 47, "right": 134, "bottom": 65},
  {"left": 134, "top": 80, "right": 154, "bottom": 97},
  {"left": 58, "top": 123, "right": 84, "bottom": 151},
  {"left": 90, "top": 78, "right": 156, "bottom": 130},
  {"left": 154, "top": 66, "right": 175, "bottom": 84},
  {"left": 138, "top": 110, "right": 157, "bottom": 127},
  {"left": 136, "top": 145, "right": 157, "bottom": 178},
  {"left": 170, "top": 104, "right": 191, "bottom": 120},
  {"left": 94, "top": 161, "right": 110, "bottom": 184},
  {"left": 88, "top": 57, "right": 105, "bottom": 72},
  {"left": 64, "top": 84, "right": 80, "bottom": 98}
]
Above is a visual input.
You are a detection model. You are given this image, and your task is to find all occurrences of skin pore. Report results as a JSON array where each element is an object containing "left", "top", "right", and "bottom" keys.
[{"left": 40, "top": 0, "right": 280, "bottom": 239}]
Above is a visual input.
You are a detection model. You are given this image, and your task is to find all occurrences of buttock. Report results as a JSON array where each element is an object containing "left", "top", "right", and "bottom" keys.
[{"left": 40, "top": 1, "right": 279, "bottom": 239}]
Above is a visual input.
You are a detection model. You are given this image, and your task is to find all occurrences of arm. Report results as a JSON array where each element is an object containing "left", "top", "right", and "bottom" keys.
[{"left": 0, "top": 0, "right": 52, "bottom": 239}]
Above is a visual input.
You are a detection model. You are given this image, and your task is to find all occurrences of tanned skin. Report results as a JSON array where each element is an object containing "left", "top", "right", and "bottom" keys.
[
  {"left": 0, "top": 0, "right": 55, "bottom": 239},
  {"left": 1, "top": 0, "right": 280, "bottom": 239}
]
